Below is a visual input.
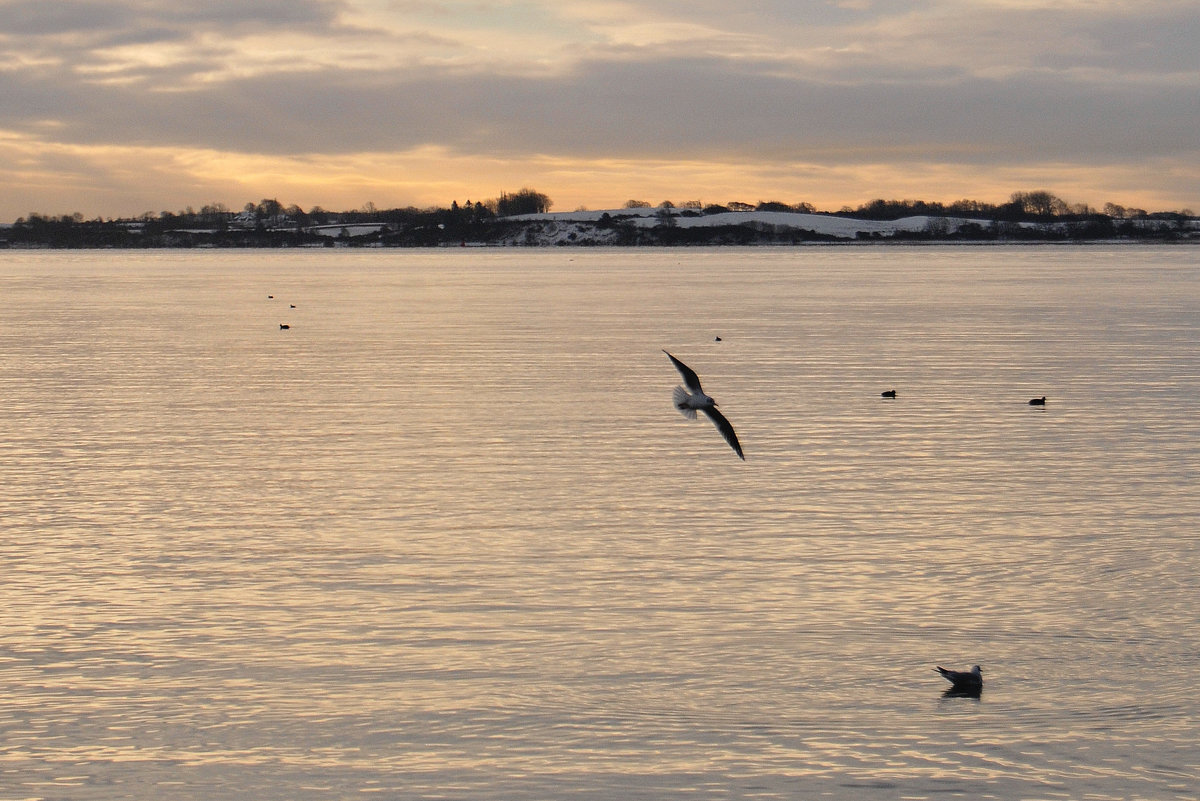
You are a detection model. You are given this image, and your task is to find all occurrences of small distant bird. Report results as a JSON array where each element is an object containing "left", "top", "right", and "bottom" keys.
[
  {"left": 935, "top": 665, "right": 983, "bottom": 695},
  {"left": 714, "top": 336, "right": 722, "bottom": 342},
  {"left": 268, "top": 295, "right": 274, "bottom": 299},
  {"left": 1029, "top": 396, "right": 1046, "bottom": 406},
  {"left": 279, "top": 324, "right": 290, "bottom": 330},
  {"left": 881, "top": 389, "right": 897, "bottom": 398},
  {"left": 663, "top": 350, "right": 744, "bottom": 460}
]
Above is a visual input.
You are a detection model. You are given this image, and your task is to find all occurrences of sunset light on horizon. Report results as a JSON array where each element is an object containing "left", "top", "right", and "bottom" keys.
[{"left": 2, "top": 0, "right": 1197, "bottom": 220}]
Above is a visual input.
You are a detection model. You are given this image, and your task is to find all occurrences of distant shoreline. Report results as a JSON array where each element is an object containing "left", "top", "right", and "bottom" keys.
[
  {"left": 3, "top": 206, "right": 1196, "bottom": 249},
  {"left": 3, "top": 240, "right": 1196, "bottom": 252}
]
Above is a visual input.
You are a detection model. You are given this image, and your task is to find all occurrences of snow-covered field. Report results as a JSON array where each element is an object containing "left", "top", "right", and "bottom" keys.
[{"left": 509, "top": 206, "right": 985, "bottom": 239}]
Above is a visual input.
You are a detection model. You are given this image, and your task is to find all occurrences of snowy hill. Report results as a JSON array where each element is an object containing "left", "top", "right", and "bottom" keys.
[{"left": 504, "top": 206, "right": 989, "bottom": 245}]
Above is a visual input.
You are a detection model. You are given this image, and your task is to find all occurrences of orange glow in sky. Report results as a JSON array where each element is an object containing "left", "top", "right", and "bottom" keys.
[{"left": 1, "top": 0, "right": 1196, "bottom": 219}]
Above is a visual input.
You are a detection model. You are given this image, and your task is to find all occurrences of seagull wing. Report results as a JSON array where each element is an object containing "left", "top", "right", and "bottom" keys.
[
  {"left": 663, "top": 350, "right": 704, "bottom": 394},
  {"left": 702, "top": 407, "right": 744, "bottom": 460}
]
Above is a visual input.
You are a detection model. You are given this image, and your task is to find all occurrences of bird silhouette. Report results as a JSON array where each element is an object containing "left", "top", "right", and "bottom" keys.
[
  {"left": 663, "top": 350, "right": 744, "bottom": 460},
  {"left": 935, "top": 665, "right": 982, "bottom": 696}
]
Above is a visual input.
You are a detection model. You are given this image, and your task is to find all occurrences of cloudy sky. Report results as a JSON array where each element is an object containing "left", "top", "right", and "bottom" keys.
[{"left": 1, "top": 0, "right": 1197, "bottom": 220}]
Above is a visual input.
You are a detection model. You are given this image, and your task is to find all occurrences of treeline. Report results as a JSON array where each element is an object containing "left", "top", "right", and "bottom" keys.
[
  {"left": 8, "top": 187, "right": 552, "bottom": 231},
  {"left": 620, "top": 190, "right": 1194, "bottom": 223},
  {"left": 844, "top": 191, "right": 1193, "bottom": 224},
  {"left": 1, "top": 187, "right": 554, "bottom": 248},
  {"left": 2, "top": 188, "right": 1195, "bottom": 248}
]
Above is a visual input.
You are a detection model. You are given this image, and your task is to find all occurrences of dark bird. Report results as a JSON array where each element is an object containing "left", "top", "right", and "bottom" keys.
[
  {"left": 290, "top": 304, "right": 296, "bottom": 308},
  {"left": 279, "top": 324, "right": 290, "bottom": 330},
  {"left": 663, "top": 350, "right": 744, "bottom": 460},
  {"left": 714, "top": 336, "right": 722, "bottom": 342},
  {"left": 935, "top": 665, "right": 982, "bottom": 696},
  {"left": 1029, "top": 396, "right": 1046, "bottom": 406},
  {"left": 268, "top": 295, "right": 274, "bottom": 299},
  {"left": 881, "top": 389, "right": 897, "bottom": 398}
]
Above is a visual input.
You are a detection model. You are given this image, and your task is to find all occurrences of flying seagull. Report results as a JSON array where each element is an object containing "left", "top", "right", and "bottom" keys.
[
  {"left": 934, "top": 665, "right": 983, "bottom": 696},
  {"left": 663, "top": 350, "right": 744, "bottom": 460}
]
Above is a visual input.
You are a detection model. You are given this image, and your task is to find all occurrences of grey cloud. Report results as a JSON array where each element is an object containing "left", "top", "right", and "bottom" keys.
[
  {"left": 0, "top": 0, "right": 348, "bottom": 60},
  {"left": 639, "top": 1, "right": 1200, "bottom": 79},
  {"left": 3, "top": 54, "right": 1195, "bottom": 169},
  {"left": 0, "top": 0, "right": 354, "bottom": 92},
  {"left": 1074, "top": 14, "right": 1200, "bottom": 73},
  {"left": 167, "top": 0, "right": 344, "bottom": 26},
  {"left": 0, "top": 1, "right": 137, "bottom": 36},
  {"left": 0, "top": 0, "right": 346, "bottom": 37},
  {"left": 599, "top": 0, "right": 911, "bottom": 32}
]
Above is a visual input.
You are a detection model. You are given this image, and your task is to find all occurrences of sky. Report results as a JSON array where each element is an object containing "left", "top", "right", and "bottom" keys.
[{"left": 1, "top": 0, "right": 1197, "bottom": 221}]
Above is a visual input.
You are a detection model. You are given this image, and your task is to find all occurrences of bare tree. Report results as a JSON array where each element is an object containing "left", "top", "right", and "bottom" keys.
[
  {"left": 497, "top": 188, "right": 552, "bottom": 215},
  {"left": 1011, "top": 190, "right": 1060, "bottom": 218}
]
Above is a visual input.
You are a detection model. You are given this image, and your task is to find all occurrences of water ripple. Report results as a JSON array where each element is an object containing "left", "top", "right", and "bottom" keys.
[{"left": 1, "top": 248, "right": 1197, "bottom": 800}]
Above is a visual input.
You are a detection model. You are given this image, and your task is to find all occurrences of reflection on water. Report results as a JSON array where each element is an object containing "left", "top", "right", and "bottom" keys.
[{"left": 1, "top": 246, "right": 1198, "bottom": 800}]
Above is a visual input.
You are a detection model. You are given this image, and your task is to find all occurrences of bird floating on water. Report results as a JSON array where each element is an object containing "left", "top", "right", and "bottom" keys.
[
  {"left": 1029, "top": 396, "right": 1046, "bottom": 406},
  {"left": 279, "top": 324, "right": 290, "bottom": 330},
  {"left": 881, "top": 389, "right": 897, "bottom": 398},
  {"left": 663, "top": 350, "right": 744, "bottom": 460},
  {"left": 935, "top": 665, "right": 982, "bottom": 696}
]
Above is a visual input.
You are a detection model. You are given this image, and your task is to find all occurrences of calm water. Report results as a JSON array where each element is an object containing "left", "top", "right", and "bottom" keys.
[{"left": 1, "top": 246, "right": 1197, "bottom": 800}]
